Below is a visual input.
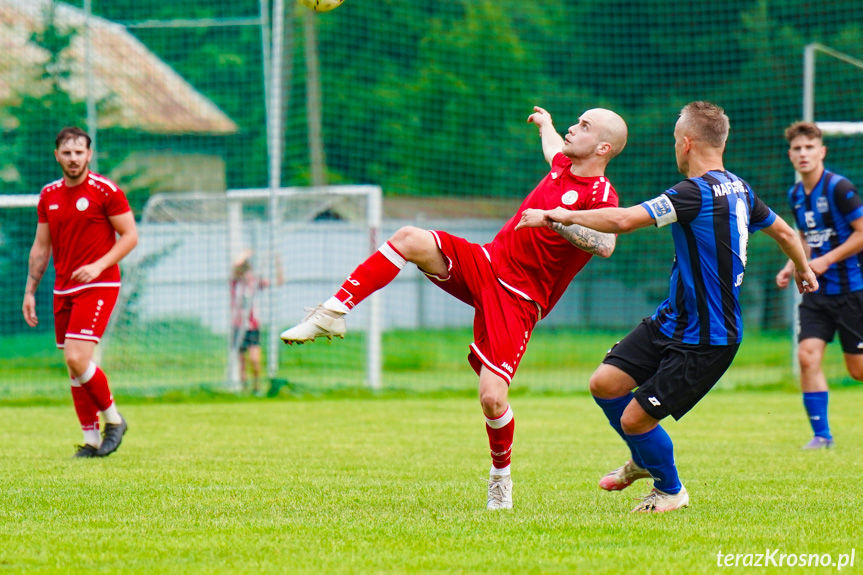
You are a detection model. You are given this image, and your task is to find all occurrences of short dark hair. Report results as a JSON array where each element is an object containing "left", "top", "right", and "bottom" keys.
[
  {"left": 784, "top": 121, "right": 822, "bottom": 143},
  {"left": 55, "top": 127, "right": 91, "bottom": 149},
  {"left": 678, "top": 101, "right": 729, "bottom": 149}
]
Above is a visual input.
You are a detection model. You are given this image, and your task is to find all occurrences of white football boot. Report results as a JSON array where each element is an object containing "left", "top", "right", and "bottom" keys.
[
  {"left": 631, "top": 485, "right": 689, "bottom": 513},
  {"left": 280, "top": 304, "right": 346, "bottom": 344},
  {"left": 486, "top": 474, "right": 513, "bottom": 510}
]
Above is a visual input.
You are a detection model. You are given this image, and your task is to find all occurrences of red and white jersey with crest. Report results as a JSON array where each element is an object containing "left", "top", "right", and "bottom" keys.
[
  {"left": 37, "top": 172, "right": 132, "bottom": 294},
  {"left": 485, "top": 152, "right": 619, "bottom": 317}
]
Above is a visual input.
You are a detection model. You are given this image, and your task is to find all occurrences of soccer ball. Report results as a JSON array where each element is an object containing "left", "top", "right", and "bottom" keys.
[{"left": 297, "top": 0, "right": 345, "bottom": 11}]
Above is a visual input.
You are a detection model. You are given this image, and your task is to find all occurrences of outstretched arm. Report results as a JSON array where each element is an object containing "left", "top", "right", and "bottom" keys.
[
  {"left": 761, "top": 216, "right": 818, "bottom": 294},
  {"left": 527, "top": 106, "right": 564, "bottom": 166},
  {"left": 517, "top": 205, "right": 655, "bottom": 234}
]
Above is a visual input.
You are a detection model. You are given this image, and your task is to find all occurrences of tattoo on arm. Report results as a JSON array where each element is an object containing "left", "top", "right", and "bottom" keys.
[
  {"left": 552, "top": 222, "right": 616, "bottom": 257},
  {"left": 27, "top": 252, "right": 49, "bottom": 291}
]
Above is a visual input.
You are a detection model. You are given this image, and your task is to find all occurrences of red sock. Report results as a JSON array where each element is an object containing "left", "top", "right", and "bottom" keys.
[
  {"left": 80, "top": 364, "right": 114, "bottom": 412},
  {"left": 70, "top": 384, "right": 99, "bottom": 431},
  {"left": 336, "top": 242, "right": 406, "bottom": 310},
  {"left": 485, "top": 405, "right": 515, "bottom": 470}
]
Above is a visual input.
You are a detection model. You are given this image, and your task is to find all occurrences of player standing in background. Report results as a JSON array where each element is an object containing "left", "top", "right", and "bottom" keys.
[
  {"left": 231, "top": 249, "right": 283, "bottom": 395},
  {"left": 280, "top": 105, "right": 628, "bottom": 509},
  {"left": 517, "top": 101, "right": 817, "bottom": 512},
  {"left": 775, "top": 122, "right": 863, "bottom": 450},
  {"left": 22, "top": 127, "right": 137, "bottom": 458}
]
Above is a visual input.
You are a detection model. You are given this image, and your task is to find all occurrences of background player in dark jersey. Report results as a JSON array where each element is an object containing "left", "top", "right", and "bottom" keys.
[
  {"left": 517, "top": 101, "right": 817, "bottom": 512},
  {"left": 775, "top": 122, "right": 863, "bottom": 450},
  {"left": 23, "top": 127, "right": 138, "bottom": 458},
  {"left": 280, "top": 105, "right": 628, "bottom": 510}
]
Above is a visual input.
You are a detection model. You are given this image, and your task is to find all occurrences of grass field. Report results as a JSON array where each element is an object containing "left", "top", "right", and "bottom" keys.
[
  {"left": 2, "top": 390, "right": 862, "bottom": 574},
  {"left": 3, "top": 327, "right": 859, "bottom": 401}
]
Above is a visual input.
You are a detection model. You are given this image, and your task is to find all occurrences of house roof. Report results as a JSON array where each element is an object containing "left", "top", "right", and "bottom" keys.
[
  {"left": 0, "top": 0, "right": 238, "bottom": 134},
  {"left": 384, "top": 195, "right": 522, "bottom": 220}
]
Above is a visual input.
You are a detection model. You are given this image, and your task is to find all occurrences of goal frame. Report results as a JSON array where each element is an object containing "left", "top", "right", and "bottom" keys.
[{"left": 141, "top": 185, "right": 383, "bottom": 391}]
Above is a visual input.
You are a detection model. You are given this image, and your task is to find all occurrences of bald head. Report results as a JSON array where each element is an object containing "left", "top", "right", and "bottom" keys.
[{"left": 583, "top": 108, "right": 628, "bottom": 160}]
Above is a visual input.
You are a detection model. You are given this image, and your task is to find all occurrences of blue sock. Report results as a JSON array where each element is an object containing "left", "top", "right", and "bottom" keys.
[
  {"left": 626, "top": 426, "right": 681, "bottom": 495},
  {"left": 803, "top": 391, "right": 831, "bottom": 439},
  {"left": 593, "top": 394, "right": 646, "bottom": 468}
]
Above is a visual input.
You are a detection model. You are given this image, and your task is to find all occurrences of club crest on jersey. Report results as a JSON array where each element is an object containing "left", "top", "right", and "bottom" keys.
[
  {"left": 816, "top": 197, "right": 829, "bottom": 213},
  {"left": 562, "top": 190, "right": 578, "bottom": 205},
  {"left": 76, "top": 197, "right": 89, "bottom": 211}
]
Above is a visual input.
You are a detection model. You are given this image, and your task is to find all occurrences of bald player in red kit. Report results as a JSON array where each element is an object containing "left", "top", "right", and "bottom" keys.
[
  {"left": 280, "top": 106, "right": 628, "bottom": 509},
  {"left": 23, "top": 127, "right": 138, "bottom": 458}
]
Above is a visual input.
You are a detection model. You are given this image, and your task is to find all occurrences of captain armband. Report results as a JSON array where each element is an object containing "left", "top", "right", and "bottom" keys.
[{"left": 643, "top": 195, "right": 678, "bottom": 228}]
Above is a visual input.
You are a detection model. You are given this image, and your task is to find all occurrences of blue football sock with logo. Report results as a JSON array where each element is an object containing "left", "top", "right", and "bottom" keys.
[
  {"left": 803, "top": 391, "right": 831, "bottom": 439},
  {"left": 593, "top": 394, "right": 646, "bottom": 468},
  {"left": 626, "top": 426, "right": 681, "bottom": 495}
]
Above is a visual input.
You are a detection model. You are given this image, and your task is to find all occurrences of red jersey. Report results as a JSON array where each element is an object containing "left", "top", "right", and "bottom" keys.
[
  {"left": 37, "top": 172, "right": 131, "bottom": 294},
  {"left": 486, "top": 152, "right": 619, "bottom": 317}
]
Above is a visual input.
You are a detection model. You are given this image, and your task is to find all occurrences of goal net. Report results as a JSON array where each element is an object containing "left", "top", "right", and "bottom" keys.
[
  {"left": 100, "top": 185, "right": 382, "bottom": 396},
  {"left": 0, "top": 194, "right": 59, "bottom": 400}
]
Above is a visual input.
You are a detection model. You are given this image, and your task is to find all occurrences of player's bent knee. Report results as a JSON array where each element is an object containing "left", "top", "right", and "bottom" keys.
[
  {"left": 479, "top": 389, "right": 507, "bottom": 415},
  {"left": 389, "top": 226, "right": 434, "bottom": 261},
  {"left": 63, "top": 352, "right": 89, "bottom": 377},
  {"left": 478, "top": 379, "right": 509, "bottom": 418},
  {"left": 798, "top": 355, "right": 821, "bottom": 374},
  {"left": 63, "top": 340, "right": 96, "bottom": 378},
  {"left": 589, "top": 371, "right": 623, "bottom": 399},
  {"left": 588, "top": 375, "right": 607, "bottom": 397},
  {"left": 797, "top": 341, "right": 825, "bottom": 372}
]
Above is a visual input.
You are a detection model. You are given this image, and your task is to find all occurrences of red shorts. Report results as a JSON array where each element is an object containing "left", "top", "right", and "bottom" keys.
[
  {"left": 53, "top": 286, "right": 120, "bottom": 348},
  {"left": 425, "top": 230, "right": 540, "bottom": 385}
]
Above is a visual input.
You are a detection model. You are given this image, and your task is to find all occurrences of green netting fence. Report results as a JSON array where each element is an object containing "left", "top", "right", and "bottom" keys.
[{"left": 2, "top": 0, "right": 862, "bottom": 399}]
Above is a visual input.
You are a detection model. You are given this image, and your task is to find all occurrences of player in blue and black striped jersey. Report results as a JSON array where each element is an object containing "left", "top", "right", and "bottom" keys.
[
  {"left": 775, "top": 121, "right": 863, "bottom": 450},
  {"left": 517, "top": 101, "right": 818, "bottom": 513}
]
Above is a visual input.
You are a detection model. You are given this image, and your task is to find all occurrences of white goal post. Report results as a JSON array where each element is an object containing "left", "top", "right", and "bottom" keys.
[
  {"left": 0, "top": 195, "right": 39, "bottom": 208},
  {"left": 136, "top": 185, "right": 384, "bottom": 391},
  {"left": 224, "top": 185, "right": 383, "bottom": 390}
]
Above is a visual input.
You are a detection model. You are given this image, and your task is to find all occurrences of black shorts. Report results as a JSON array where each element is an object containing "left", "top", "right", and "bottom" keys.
[
  {"left": 799, "top": 291, "right": 863, "bottom": 354},
  {"left": 602, "top": 318, "right": 739, "bottom": 421},
  {"left": 234, "top": 329, "right": 261, "bottom": 352}
]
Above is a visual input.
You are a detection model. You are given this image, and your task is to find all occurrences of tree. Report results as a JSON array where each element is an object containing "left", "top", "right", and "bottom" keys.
[
  {"left": 0, "top": 2, "right": 87, "bottom": 334},
  {"left": 3, "top": 2, "right": 87, "bottom": 195}
]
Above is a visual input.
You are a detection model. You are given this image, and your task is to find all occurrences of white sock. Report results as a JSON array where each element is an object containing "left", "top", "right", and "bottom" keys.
[
  {"left": 83, "top": 428, "right": 101, "bottom": 447},
  {"left": 323, "top": 297, "right": 349, "bottom": 314},
  {"left": 101, "top": 402, "right": 122, "bottom": 425},
  {"left": 78, "top": 361, "right": 97, "bottom": 384},
  {"left": 490, "top": 464, "right": 511, "bottom": 477}
]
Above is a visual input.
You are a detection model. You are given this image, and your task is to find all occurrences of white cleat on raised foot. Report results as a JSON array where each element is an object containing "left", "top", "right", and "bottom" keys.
[
  {"left": 486, "top": 474, "right": 513, "bottom": 510},
  {"left": 279, "top": 304, "right": 346, "bottom": 345},
  {"left": 631, "top": 485, "right": 689, "bottom": 513},
  {"left": 599, "top": 459, "right": 652, "bottom": 491}
]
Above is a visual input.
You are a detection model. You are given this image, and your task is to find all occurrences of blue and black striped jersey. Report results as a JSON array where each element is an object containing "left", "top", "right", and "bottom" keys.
[
  {"left": 788, "top": 170, "right": 863, "bottom": 295},
  {"left": 640, "top": 170, "right": 776, "bottom": 345}
]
